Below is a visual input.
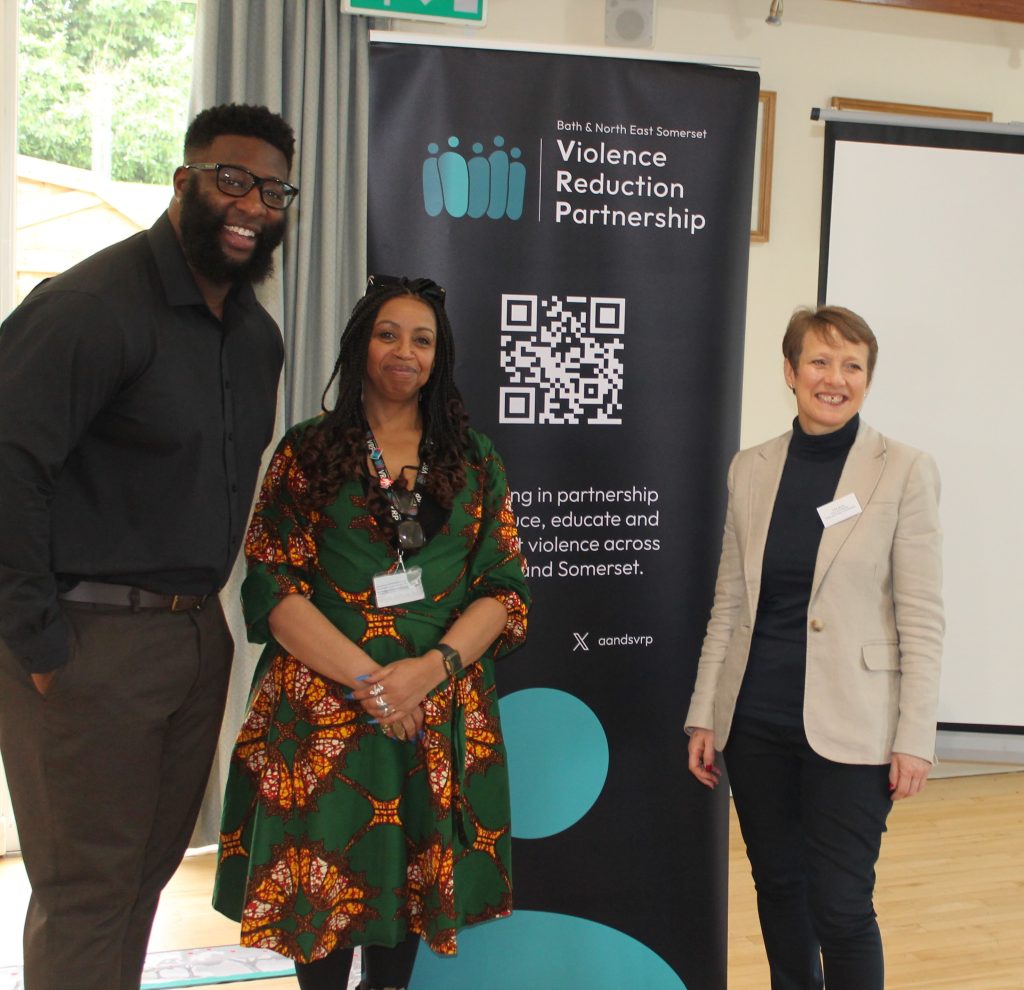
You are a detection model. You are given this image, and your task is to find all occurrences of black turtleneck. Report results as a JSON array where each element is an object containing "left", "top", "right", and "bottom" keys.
[{"left": 734, "top": 413, "right": 860, "bottom": 728}]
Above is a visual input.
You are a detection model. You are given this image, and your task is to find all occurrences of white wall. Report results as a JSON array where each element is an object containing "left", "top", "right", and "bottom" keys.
[{"left": 383, "top": 0, "right": 1024, "bottom": 447}]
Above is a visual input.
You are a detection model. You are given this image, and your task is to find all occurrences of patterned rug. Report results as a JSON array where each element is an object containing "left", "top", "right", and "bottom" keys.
[{"left": 0, "top": 944, "right": 362, "bottom": 989}]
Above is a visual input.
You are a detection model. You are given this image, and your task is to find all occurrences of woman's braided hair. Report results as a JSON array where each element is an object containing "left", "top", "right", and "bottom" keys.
[{"left": 295, "top": 278, "right": 468, "bottom": 525}]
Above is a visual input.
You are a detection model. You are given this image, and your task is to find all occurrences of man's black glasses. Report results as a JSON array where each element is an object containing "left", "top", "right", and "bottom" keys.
[
  {"left": 185, "top": 163, "right": 299, "bottom": 210},
  {"left": 366, "top": 274, "right": 446, "bottom": 308}
]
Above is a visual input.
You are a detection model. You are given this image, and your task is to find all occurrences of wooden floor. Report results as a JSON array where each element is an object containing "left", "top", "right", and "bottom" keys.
[
  {"left": 729, "top": 769, "right": 1024, "bottom": 989},
  {"left": 1, "top": 770, "right": 1022, "bottom": 989}
]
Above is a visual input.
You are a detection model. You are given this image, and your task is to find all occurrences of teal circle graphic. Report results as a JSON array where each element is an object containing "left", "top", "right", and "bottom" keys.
[
  {"left": 447, "top": 135, "right": 460, "bottom": 148},
  {"left": 501, "top": 688, "right": 608, "bottom": 839},
  {"left": 410, "top": 910, "right": 687, "bottom": 989}
]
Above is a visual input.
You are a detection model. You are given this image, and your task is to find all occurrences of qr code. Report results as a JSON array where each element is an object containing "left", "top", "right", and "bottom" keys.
[{"left": 498, "top": 294, "right": 625, "bottom": 425}]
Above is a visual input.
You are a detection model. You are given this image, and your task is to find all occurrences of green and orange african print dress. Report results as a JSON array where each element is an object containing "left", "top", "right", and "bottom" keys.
[{"left": 212, "top": 422, "right": 529, "bottom": 964}]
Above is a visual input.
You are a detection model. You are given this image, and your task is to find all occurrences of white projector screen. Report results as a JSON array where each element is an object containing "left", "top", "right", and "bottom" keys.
[{"left": 820, "top": 119, "right": 1024, "bottom": 731}]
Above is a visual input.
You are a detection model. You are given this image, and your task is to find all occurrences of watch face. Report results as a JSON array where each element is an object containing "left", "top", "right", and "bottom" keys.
[{"left": 439, "top": 644, "right": 460, "bottom": 675}]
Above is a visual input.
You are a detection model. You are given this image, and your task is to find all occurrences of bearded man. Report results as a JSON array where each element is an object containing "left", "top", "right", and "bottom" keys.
[{"left": 0, "top": 103, "right": 297, "bottom": 990}]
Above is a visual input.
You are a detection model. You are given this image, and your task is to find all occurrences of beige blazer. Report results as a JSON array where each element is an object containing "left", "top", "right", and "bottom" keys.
[{"left": 685, "top": 420, "right": 944, "bottom": 764}]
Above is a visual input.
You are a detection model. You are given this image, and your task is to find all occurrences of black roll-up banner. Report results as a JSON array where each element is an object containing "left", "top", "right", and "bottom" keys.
[{"left": 368, "top": 40, "right": 758, "bottom": 990}]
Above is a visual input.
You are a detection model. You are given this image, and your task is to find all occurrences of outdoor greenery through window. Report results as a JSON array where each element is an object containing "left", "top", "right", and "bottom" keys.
[
  {"left": 15, "top": 0, "right": 196, "bottom": 303},
  {"left": 19, "top": 0, "right": 196, "bottom": 182}
]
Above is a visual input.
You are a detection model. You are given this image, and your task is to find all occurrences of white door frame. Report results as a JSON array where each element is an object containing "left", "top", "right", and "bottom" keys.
[{"left": 1, "top": 0, "right": 21, "bottom": 857}]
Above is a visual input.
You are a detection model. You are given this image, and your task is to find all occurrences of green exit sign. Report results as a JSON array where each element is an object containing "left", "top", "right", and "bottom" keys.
[{"left": 343, "top": 0, "right": 486, "bottom": 26}]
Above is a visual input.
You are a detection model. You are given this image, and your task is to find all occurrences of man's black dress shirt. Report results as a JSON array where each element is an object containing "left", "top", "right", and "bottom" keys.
[{"left": 0, "top": 212, "right": 283, "bottom": 673}]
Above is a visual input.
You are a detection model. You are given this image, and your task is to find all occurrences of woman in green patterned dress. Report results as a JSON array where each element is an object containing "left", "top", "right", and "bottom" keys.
[{"left": 213, "top": 275, "right": 530, "bottom": 990}]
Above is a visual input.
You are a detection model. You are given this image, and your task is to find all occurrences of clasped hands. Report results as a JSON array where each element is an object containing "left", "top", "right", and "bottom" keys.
[{"left": 350, "top": 653, "right": 446, "bottom": 743}]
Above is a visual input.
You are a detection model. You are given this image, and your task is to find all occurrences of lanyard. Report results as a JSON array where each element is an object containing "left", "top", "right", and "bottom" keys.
[{"left": 364, "top": 423, "right": 430, "bottom": 551}]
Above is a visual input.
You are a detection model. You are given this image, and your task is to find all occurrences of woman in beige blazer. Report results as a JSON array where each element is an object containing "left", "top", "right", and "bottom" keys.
[{"left": 686, "top": 306, "right": 943, "bottom": 990}]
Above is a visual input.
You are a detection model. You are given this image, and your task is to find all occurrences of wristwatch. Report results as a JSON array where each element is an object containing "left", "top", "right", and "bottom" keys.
[{"left": 436, "top": 642, "right": 462, "bottom": 678}]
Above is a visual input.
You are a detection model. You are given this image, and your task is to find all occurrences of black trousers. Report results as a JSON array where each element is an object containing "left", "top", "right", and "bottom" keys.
[
  {"left": 0, "top": 599, "right": 233, "bottom": 990},
  {"left": 724, "top": 717, "right": 893, "bottom": 990},
  {"left": 293, "top": 934, "right": 420, "bottom": 990}
]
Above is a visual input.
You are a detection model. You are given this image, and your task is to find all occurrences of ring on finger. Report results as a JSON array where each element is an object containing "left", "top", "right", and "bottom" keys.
[
  {"left": 376, "top": 695, "right": 388, "bottom": 710},
  {"left": 380, "top": 702, "right": 392, "bottom": 716},
  {"left": 369, "top": 683, "right": 384, "bottom": 697},
  {"left": 393, "top": 725, "right": 406, "bottom": 740}
]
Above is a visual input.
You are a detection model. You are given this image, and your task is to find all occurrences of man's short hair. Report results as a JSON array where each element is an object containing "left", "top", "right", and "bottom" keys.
[{"left": 184, "top": 103, "right": 296, "bottom": 170}]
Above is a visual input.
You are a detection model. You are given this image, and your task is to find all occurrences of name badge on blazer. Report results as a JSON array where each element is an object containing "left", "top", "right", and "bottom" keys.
[{"left": 817, "top": 492, "right": 862, "bottom": 528}]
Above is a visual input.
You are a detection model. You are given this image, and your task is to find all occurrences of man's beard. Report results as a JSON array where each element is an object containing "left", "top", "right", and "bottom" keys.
[{"left": 178, "top": 178, "right": 286, "bottom": 286}]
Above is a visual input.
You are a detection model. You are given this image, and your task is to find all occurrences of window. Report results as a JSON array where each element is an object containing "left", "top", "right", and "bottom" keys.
[{"left": 14, "top": 0, "right": 196, "bottom": 304}]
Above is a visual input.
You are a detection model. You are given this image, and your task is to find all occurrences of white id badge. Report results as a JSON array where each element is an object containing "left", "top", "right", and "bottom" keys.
[
  {"left": 373, "top": 566, "right": 425, "bottom": 607},
  {"left": 817, "top": 492, "right": 862, "bottom": 528}
]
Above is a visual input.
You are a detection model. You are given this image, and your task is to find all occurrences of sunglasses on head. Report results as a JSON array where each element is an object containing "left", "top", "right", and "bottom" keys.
[{"left": 365, "top": 274, "right": 446, "bottom": 308}]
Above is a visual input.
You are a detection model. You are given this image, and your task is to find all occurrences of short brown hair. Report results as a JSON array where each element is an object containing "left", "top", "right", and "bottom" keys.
[{"left": 782, "top": 305, "right": 878, "bottom": 382}]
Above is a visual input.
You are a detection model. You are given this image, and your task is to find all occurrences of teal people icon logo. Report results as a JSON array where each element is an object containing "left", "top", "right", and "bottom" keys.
[{"left": 423, "top": 135, "right": 526, "bottom": 220}]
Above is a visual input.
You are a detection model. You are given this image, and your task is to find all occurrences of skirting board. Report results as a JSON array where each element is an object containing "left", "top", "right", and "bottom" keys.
[{"left": 936, "top": 728, "right": 1024, "bottom": 764}]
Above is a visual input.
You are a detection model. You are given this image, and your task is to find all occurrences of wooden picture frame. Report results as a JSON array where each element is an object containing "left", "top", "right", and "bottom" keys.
[
  {"left": 752, "top": 90, "right": 776, "bottom": 243},
  {"left": 829, "top": 96, "right": 993, "bottom": 122},
  {"left": 834, "top": 0, "right": 1024, "bottom": 25}
]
